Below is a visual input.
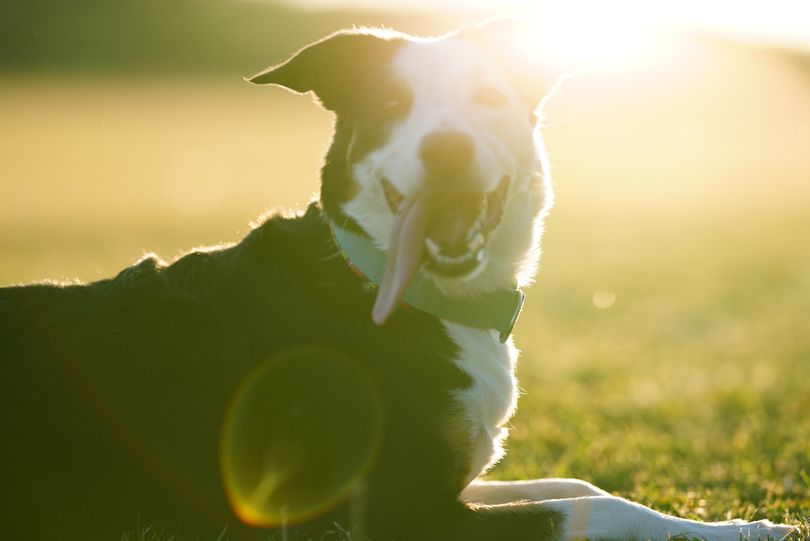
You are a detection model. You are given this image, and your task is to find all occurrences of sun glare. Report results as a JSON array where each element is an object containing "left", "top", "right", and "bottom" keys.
[
  {"left": 502, "top": 1, "right": 685, "bottom": 70},
  {"left": 497, "top": 0, "right": 809, "bottom": 68}
]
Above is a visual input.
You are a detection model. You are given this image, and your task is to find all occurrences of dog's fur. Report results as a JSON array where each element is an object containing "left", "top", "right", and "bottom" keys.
[{"left": 0, "top": 23, "right": 795, "bottom": 541}]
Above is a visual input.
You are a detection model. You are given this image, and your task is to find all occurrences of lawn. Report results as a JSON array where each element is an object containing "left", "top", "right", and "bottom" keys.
[{"left": 1, "top": 45, "right": 808, "bottom": 540}]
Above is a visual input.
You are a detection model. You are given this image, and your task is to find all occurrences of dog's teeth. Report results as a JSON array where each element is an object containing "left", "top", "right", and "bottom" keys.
[
  {"left": 469, "top": 232, "right": 485, "bottom": 252},
  {"left": 438, "top": 253, "right": 460, "bottom": 265},
  {"left": 425, "top": 238, "right": 442, "bottom": 259},
  {"left": 425, "top": 233, "right": 486, "bottom": 273}
]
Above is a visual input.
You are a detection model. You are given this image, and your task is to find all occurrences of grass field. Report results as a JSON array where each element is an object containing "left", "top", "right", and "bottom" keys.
[{"left": 1, "top": 40, "right": 809, "bottom": 539}]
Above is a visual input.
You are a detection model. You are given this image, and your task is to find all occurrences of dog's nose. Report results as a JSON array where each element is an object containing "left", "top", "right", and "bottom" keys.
[{"left": 419, "top": 130, "right": 474, "bottom": 178}]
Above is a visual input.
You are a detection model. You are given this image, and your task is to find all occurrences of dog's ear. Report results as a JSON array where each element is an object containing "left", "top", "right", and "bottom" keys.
[
  {"left": 247, "top": 29, "right": 401, "bottom": 111},
  {"left": 464, "top": 19, "right": 570, "bottom": 111}
]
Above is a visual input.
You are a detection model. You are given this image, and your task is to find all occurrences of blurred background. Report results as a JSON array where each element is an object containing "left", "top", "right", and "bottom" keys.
[{"left": 2, "top": 0, "right": 809, "bottom": 523}]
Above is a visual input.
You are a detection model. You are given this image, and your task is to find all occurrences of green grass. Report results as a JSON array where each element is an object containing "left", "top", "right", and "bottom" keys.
[
  {"left": 120, "top": 520, "right": 230, "bottom": 541},
  {"left": 2, "top": 60, "right": 809, "bottom": 540},
  {"left": 506, "top": 211, "right": 810, "bottom": 528}
]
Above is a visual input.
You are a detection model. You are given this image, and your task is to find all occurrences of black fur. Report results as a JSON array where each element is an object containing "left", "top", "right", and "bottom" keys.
[
  {"left": 0, "top": 205, "right": 561, "bottom": 540},
  {"left": 1, "top": 205, "right": 455, "bottom": 538}
]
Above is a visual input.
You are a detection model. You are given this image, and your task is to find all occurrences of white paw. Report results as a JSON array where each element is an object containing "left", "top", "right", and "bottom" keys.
[
  {"left": 732, "top": 519, "right": 797, "bottom": 541},
  {"left": 669, "top": 517, "right": 797, "bottom": 541}
]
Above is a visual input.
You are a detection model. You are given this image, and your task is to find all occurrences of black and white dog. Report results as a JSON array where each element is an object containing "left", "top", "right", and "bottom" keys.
[{"left": 0, "top": 23, "right": 795, "bottom": 541}]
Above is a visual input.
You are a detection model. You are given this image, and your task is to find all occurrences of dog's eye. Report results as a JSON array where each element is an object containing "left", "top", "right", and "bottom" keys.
[
  {"left": 382, "top": 97, "right": 404, "bottom": 114},
  {"left": 378, "top": 85, "right": 411, "bottom": 118},
  {"left": 474, "top": 86, "right": 508, "bottom": 108},
  {"left": 380, "top": 94, "right": 411, "bottom": 117}
]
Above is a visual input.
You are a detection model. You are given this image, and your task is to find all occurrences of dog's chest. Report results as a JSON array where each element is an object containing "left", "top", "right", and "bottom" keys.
[{"left": 443, "top": 321, "right": 519, "bottom": 485}]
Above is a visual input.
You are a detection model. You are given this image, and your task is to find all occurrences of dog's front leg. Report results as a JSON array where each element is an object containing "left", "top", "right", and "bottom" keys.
[
  {"left": 463, "top": 479, "right": 796, "bottom": 540},
  {"left": 535, "top": 495, "right": 795, "bottom": 541},
  {"left": 462, "top": 478, "right": 609, "bottom": 504}
]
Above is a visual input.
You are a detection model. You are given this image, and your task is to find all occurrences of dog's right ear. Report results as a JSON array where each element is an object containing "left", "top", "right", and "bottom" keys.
[{"left": 247, "top": 29, "right": 402, "bottom": 111}]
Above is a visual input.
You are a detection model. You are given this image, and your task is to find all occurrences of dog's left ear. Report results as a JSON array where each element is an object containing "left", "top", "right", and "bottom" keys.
[
  {"left": 464, "top": 19, "right": 570, "bottom": 111},
  {"left": 247, "top": 29, "right": 401, "bottom": 111}
]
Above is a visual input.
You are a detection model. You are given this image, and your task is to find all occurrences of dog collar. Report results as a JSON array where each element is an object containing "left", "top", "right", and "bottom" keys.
[{"left": 329, "top": 221, "right": 524, "bottom": 342}]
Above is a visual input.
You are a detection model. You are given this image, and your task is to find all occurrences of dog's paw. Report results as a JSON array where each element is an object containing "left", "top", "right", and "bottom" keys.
[
  {"left": 688, "top": 518, "right": 799, "bottom": 541},
  {"left": 731, "top": 519, "right": 798, "bottom": 541}
]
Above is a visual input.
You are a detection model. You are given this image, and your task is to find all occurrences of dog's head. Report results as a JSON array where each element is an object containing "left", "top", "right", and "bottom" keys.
[{"left": 250, "top": 21, "right": 560, "bottom": 324}]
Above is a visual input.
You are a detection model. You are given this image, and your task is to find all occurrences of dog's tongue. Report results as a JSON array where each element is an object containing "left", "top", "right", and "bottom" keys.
[{"left": 372, "top": 196, "right": 428, "bottom": 325}]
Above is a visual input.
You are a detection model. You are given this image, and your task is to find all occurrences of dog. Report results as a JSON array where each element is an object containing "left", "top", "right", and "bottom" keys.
[{"left": 0, "top": 21, "right": 796, "bottom": 541}]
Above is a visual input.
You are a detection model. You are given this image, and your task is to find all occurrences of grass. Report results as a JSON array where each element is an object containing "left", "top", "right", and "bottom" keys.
[
  {"left": 508, "top": 213, "right": 810, "bottom": 527},
  {"left": 2, "top": 46, "right": 809, "bottom": 540},
  {"left": 121, "top": 520, "right": 230, "bottom": 541}
]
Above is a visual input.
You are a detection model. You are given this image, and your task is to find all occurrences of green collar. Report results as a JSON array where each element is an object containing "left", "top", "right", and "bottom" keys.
[{"left": 330, "top": 222, "right": 524, "bottom": 342}]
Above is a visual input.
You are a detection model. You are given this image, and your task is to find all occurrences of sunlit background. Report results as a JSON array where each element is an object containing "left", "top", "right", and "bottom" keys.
[
  {"left": 2, "top": 0, "right": 809, "bottom": 532},
  {"left": 2, "top": 0, "right": 809, "bottom": 283}
]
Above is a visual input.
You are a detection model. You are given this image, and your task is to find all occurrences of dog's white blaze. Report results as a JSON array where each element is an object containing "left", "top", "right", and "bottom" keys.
[
  {"left": 344, "top": 36, "right": 548, "bottom": 295},
  {"left": 387, "top": 38, "right": 533, "bottom": 195},
  {"left": 443, "top": 321, "right": 519, "bottom": 486}
]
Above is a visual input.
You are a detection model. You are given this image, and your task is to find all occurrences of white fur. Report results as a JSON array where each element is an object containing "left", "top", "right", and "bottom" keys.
[
  {"left": 462, "top": 480, "right": 795, "bottom": 540},
  {"left": 443, "top": 322, "right": 519, "bottom": 486},
  {"left": 537, "top": 496, "right": 795, "bottom": 541},
  {"left": 462, "top": 478, "right": 610, "bottom": 503}
]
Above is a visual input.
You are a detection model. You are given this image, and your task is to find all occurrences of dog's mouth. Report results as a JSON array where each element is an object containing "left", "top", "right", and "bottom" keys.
[
  {"left": 372, "top": 176, "right": 509, "bottom": 325},
  {"left": 424, "top": 175, "right": 508, "bottom": 278}
]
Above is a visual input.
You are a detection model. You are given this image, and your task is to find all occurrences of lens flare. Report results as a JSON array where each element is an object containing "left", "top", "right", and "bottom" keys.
[{"left": 220, "top": 347, "right": 383, "bottom": 527}]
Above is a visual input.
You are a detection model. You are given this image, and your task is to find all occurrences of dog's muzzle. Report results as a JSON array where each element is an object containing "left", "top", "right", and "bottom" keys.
[
  {"left": 372, "top": 131, "right": 509, "bottom": 324},
  {"left": 372, "top": 129, "right": 510, "bottom": 325},
  {"left": 417, "top": 131, "right": 509, "bottom": 277}
]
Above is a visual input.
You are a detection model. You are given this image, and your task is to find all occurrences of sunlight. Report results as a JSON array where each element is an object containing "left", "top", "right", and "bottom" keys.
[
  {"left": 509, "top": 1, "right": 677, "bottom": 70},
  {"left": 533, "top": 3, "right": 656, "bottom": 65},
  {"left": 279, "top": 0, "right": 810, "bottom": 55},
  {"left": 494, "top": 0, "right": 810, "bottom": 68}
]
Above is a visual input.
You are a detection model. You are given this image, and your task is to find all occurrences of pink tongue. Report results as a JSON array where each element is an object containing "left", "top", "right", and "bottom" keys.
[{"left": 372, "top": 196, "right": 429, "bottom": 325}]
